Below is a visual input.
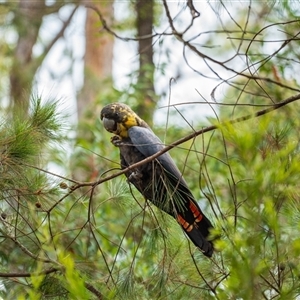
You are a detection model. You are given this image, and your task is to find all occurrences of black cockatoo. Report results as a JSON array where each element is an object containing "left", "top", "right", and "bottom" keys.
[{"left": 100, "top": 103, "right": 214, "bottom": 257}]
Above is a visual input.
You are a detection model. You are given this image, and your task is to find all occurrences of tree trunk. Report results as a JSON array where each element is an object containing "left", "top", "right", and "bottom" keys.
[
  {"left": 74, "top": 2, "right": 114, "bottom": 182},
  {"left": 77, "top": 2, "right": 114, "bottom": 122},
  {"left": 135, "top": 0, "right": 156, "bottom": 125},
  {"left": 10, "top": 0, "right": 45, "bottom": 115},
  {"left": 9, "top": 1, "right": 77, "bottom": 117}
]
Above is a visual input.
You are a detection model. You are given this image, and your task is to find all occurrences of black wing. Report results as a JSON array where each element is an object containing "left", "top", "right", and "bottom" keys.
[
  {"left": 127, "top": 126, "right": 214, "bottom": 257},
  {"left": 128, "top": 127, "right": 188, "bottom": 186}
]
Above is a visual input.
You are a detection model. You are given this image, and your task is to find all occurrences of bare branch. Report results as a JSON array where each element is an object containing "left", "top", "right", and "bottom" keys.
[
  {"left": 90, "top": 92, "right": 300, "bottom": 187},
  {"left": 84, "top": 282, "right": 103, "bottom": 300},
  {"left": 38, "top": 5, "right": 79, "bottom": 63},
  {"left": 0, "top": 267, "right": 60, "bottom": 278}
]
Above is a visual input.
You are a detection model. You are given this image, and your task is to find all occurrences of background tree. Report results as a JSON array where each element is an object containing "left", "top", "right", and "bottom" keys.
[
  {"left": 7, "top": 1, "right": 79, "bottom": 115},
  {"left": 74, "top": 1, "right": 114, "bottom": 183},
  {"left": 135, "top": 0, "right": 156, "bottom": 125},
  {"left": 77, "top": 1, "right": 114, "bottom": 121}
]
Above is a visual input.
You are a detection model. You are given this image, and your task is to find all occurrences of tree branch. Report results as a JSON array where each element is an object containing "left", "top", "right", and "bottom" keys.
[
  {"left": 56, "top": 92, "right": 300, "bottom": 191},
  {"left": 84, "top": 282, "right": 103, "bottom": 299},
  {"left": 22, "top": 92, "right": 300, "bottom": 196},
  {"left": 0, "top": 267, "right": 60, "bottom": 278}
]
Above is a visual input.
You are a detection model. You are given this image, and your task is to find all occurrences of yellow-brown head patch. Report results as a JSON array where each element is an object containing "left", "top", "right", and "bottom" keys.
[{"left": 100, "top": 103, "right": 149, "bottom": 137}]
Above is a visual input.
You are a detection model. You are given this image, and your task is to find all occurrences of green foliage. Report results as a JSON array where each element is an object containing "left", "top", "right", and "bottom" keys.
[
  {"left": 196, "top": 101, "right": 300, "bottom": 298},
  {"left": 1, "top": 1, "right": 300, "bottom": 299},
  {"left": 140, "top": 99, "right": 300, "bottom": 299}
]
